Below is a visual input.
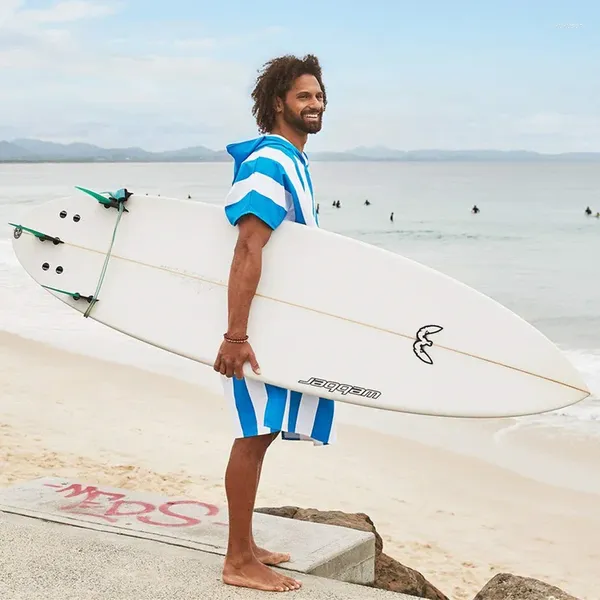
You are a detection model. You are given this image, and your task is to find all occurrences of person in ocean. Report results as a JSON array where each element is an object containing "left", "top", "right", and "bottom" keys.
[{"left": 212, "top": 54, "right": 332, "bottom": 593}]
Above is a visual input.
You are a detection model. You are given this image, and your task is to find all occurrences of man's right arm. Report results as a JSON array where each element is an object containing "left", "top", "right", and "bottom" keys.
[
  {"left": 214, "top": 155, "right": 289, "bottom": 378},
  {"left": 222, "top": 156, "right": 290, "bottom": 339},
  {"left": 225, "top": 214, "right": 273, "bottom": 340}
]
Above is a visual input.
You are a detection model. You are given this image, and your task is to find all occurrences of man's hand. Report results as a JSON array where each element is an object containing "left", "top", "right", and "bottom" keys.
[{"left": 213, "top": 339, "right": 261, "bottom": 379}]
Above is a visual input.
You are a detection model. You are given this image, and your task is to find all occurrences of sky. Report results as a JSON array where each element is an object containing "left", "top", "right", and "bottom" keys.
[{"left": 1, "top": 0, "right": 599, "bottom": 152}]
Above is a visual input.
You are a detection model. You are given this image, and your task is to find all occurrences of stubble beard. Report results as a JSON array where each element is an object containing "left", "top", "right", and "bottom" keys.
[{"left": 282, "top": 104, "right": 323, "bottom": 135}]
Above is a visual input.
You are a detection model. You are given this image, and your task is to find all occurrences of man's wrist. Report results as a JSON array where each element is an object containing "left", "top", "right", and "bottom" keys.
[
  {"left": 225, "top": 328, "right": 247, "bottom": 338},
  {"left": 224, "top": 331, "right": 248, "bottom": 343}
]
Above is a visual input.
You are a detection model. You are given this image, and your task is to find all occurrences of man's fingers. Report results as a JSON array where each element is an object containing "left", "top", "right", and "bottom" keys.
[
  {"left": 233, "top": 360, "right": 244, "bottom": 380},
  {"left": 215, "top": 347, "right": 260, "bottom": 379},
  {"left": 248, "top": 350, "right": 261, "bottom": 375},
  {"left": 225, "top": 361, "right": 235, "bottom": 378}
]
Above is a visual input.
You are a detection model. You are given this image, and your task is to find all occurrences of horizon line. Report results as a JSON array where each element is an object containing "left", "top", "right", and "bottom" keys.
[{"left": 3, "top": 138, "right": 600, "bottom": 156}]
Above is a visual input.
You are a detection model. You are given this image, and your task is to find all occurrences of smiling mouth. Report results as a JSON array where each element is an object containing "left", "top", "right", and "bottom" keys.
[{"left": 304, "top": 113, "right": 320, "bottom": 121}]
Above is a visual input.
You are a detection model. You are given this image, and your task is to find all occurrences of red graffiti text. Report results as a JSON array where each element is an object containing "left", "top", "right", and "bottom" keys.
[{"left": 43, "top": 482, "right": 227, "bottom": 528}]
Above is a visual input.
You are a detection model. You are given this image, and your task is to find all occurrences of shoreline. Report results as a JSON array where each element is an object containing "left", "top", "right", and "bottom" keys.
[{"left": 1, "top": 329, "right": 599, "bottom": 599}]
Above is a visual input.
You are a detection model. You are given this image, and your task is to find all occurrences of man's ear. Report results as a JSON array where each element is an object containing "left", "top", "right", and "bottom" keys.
[{"left": 274, "top": 96, "right": 283, "bottom": 113}]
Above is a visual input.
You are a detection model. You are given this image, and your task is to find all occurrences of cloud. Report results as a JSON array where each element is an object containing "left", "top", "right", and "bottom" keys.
[
  {"left": 0, "top": 0, "right": 116, "bottom": 64},
  {"left": 515, "top": 112, "right": 600, "bottom": 138},
  {"left": 0, "top": 2, "right": 286, "bottom": 150},
  {"left": 3, "top": 0, "right": 117, "bottom": 26},
  {"left": 1, "top": 4, "right": 596, "bottom": 152},
  {"left": 308, "top": 108, "right": 600, "bottom": 154},
  {"left": 0, "top": 1, "right": 25, "bottom": 27}
]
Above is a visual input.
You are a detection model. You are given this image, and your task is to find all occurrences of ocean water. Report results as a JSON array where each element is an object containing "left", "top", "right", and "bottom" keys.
[{"left": 1, "top": 161, "right": 599, "bottom": 442}]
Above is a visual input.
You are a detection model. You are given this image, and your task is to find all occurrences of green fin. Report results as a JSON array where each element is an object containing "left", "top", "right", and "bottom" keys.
[
  {"left": 75, "top": 186, "right": 111, "bottom": 205},
  {"left": 8, "top": 223, "right": 62, "bottom": 243},
  {"left": 42, "top": 285, "right": 94, "bottom": 303}
]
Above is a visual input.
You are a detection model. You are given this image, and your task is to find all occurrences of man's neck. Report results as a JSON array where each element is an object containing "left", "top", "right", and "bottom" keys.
[{"left": 269, "top": 125, "right": 307, "bottom": 153}]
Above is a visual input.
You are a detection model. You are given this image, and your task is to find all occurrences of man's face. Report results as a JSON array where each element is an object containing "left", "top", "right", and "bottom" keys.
[{"left": 280, "top": 74, "right": 325, "bottom": 134}]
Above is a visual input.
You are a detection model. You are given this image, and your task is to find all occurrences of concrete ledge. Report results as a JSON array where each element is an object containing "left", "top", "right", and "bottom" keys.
[
  {"left": 0, "top": 477, "right": 375, "bottom": 585},
  {"left": 0, "top": 510, "right": 418, "bottom": 600}
]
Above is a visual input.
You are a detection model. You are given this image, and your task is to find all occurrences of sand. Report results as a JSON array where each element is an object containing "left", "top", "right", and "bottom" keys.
[{"left": 1, "top": 330, "right": 598, "bottom": 600}]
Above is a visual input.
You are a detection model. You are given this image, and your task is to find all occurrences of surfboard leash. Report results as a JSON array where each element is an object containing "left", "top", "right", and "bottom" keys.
[{"left": 74, "top": 187, "right": 133, "bottom": 318}]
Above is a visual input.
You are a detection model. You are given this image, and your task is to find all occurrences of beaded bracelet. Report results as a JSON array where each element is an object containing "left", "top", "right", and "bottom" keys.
[{"left": 223, "top": 333, "right": 248, "bottom": 344}]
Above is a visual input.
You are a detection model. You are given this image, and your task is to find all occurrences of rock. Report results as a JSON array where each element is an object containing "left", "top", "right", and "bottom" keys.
[
  {"left": 473, "top": 573, "right": 580, "bottom": 600},
  {"left": 255, "top": 505, "right": 449, "bottom": 599},
  {"left": 376, "top": 552, "right": 449, "bottom": 600},
  {"left": 255, "top": 506, "right": 300, "bottom": 521}
]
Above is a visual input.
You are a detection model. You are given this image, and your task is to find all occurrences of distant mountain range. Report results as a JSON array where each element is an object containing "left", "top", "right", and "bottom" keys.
[
  {"left": 2, "top": 138, "right": 600, "bottom": 162},
  {"left": 0, "top": 139, "right": 229, "bottom": 163}
]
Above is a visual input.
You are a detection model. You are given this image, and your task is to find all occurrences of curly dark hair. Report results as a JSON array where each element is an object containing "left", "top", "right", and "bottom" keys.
[{"left": 251, "top": 54, "right": 327, "bottom": 134}]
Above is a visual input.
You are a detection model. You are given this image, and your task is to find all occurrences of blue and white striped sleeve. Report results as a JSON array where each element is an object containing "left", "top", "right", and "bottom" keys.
[{"left": 224, "top": 156, "right": 290, "bottom": 230}]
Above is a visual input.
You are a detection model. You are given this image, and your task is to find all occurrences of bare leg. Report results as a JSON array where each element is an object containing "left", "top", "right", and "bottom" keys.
[
  {"left": 222, "top": 433, "right": 301, "bottom": 592},
  {"left": 252, "top": 447, "right": 291, "bottom": 566}
]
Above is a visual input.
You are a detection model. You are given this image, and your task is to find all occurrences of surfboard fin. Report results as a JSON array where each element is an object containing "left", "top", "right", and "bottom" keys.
[
  {"left": 42, "top": 285, "right": 96, "bottom": 304},
  {"left": 75, "top": 186, "right": 132, "bottom": 212},
  {"left": 8, "top": 223, "right": 63, "bottom": 245}
]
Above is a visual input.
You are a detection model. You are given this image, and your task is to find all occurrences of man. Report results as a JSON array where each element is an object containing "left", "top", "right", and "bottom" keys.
[{"left": 212, "top": 54, "right": 335, "bottom": 593}]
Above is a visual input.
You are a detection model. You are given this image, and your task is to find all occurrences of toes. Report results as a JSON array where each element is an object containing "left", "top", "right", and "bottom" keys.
[
  {"left": 283, "top": 577, "right": 301, "bottom": 590},
  {"left": 276, "top": 574, "right": 300, "bottom": 591}
]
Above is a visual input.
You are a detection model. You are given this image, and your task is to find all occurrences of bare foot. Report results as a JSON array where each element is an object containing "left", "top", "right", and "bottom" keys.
[
  {"left": 254, "top": 545, "right": 291, "bottom": 566},
  {"left": 223, "top": 556, "right": 302, "bottom": 592}
]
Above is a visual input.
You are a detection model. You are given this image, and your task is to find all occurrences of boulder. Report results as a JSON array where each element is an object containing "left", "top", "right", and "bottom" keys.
[
  {"left": 255, "top": 506, "right": 449, "bottom": 600},
  {"left": 473, "top": 573, "right": 580, "bottom": 600},
  {"left": 376, "top": 552, "right": 449, "bottom": 600}
]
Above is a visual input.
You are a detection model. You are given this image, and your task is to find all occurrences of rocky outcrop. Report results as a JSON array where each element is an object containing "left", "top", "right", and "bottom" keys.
[
  {"left": 375, "top": 552, "right": 449, "bottom": 600},
  {"left": 254, "top": 506, "right": 449, "bottom": 600},
  {"left": 255, "top": 506, "right": 582, "bottom": 600},
  {"left": 473, "top": 573, "right": 581, "bottom": 600}
]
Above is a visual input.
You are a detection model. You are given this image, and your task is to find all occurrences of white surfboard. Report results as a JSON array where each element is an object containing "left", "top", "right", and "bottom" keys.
[{"left": 10, "top": 188, "right": 590, "bottom": 418}]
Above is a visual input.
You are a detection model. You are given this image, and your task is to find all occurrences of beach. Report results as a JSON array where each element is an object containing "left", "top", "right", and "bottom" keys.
[{"left": 2, "top": 329, "right": 598, "bottom": 600}]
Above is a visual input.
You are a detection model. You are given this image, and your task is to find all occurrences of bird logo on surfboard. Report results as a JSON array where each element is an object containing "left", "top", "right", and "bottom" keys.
[{"left": 413, "top": 325, "right": 444, "bottom": 365}]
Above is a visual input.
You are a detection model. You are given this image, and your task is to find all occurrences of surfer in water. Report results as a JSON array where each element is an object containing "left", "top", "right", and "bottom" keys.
[{"left": 212, "top": 54, "right": 331, "bottom": 593}]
